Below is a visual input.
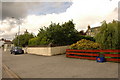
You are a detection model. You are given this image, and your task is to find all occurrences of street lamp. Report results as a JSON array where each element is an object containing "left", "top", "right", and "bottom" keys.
[{"left": 12, "top": 17, "right": 21, "bottom": 46}]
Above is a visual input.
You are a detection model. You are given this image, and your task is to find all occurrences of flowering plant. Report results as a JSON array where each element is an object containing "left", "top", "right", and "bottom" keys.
[{"left": 69, "top": 39, "right": 101, "bottom": 50}]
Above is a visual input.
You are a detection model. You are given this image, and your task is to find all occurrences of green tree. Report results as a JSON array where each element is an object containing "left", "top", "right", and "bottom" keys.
[
  {"left": 36, "top": 20, "right": 79, "bottom": 45},
  {"left": 28, "top": 37, "right": 39, "bottom": 46},
  {"left": 13, "top": 30, "right": 34, "bottom": 47},
  {"left": 28, "top": 20, "right": 95, "bottom": 46},
  {"left": 95, "top": 20, "right": 120, "bottom": 49}
]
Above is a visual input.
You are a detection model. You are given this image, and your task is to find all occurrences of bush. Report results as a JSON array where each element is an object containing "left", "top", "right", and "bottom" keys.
[{"left": 69, "top": 39, "right": 101, "bottom": 50}]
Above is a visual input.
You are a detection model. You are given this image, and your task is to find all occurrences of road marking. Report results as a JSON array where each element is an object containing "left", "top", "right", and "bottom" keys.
[{"left": 2, "top": 64, "right": 22, "bottom": 80}]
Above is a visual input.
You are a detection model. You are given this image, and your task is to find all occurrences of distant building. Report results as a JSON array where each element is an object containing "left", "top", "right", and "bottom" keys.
[
  {"left": 86, "top": 25, "right": 100, "bottom": 37},
  {"left": 0, "top": 39, "right": 14, "bottom": 51}
]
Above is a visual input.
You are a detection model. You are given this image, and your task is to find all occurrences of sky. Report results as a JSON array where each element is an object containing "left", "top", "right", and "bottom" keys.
[{"left": 0, "top": 0, "right": 119, "bottom": 40}]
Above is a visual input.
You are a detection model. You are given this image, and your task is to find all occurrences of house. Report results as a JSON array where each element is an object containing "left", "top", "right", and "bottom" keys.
[
  {"left": 86, "top": 25, "right": 100, "bottom": 37},
  {"left": 0, "top": 39, "right": 4, "bottom": 48},
  {"left": 0, "top": 39, "right": 14, "bottom": 51}
]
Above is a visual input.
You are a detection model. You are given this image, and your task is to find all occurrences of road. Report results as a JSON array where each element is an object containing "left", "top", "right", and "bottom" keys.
[{"left": 2, "top": 50, "right": 119, "bottom": 78}]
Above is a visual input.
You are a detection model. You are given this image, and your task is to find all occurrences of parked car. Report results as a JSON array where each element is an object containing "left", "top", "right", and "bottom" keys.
[{"left": 10, "top": 47, "right": 24, "bottom": 55}]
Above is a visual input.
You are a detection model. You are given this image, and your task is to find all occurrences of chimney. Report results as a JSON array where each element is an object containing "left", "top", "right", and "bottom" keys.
[{"left": 88, "top": 25, "right": 90, "bottom": 29}]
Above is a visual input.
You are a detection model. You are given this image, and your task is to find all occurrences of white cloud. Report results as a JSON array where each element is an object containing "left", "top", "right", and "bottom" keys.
[
  {"left": 0, "top": 0, "right": 119, "bottom": 40},
  {"left": 23, "top": 0, "right": 118, "bottom": 30}
]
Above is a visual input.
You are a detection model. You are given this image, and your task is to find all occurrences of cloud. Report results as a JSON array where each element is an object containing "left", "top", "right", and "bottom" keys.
[
  {"left": 23, "top": 0, "right": 118, "bottom": 30},
  {"left": 0, "top": 0, "right": 119, "bottom": 40},
  {"left": 2, "top": 2, "right": 43, "bottom": 19},
  {"left": 2, "top": 2, "right": 72, "bottom": 19}
]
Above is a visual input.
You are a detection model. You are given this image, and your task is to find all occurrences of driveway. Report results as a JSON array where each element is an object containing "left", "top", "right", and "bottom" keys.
[{"left": 2, "top": 50, "right": 119, "bottom": 78}]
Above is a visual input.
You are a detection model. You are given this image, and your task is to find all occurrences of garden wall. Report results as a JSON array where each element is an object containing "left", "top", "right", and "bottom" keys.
[
  {"left": 23, "top": 46, "right": 68, "bottom": 56},
  {"left": 66, "top": 49, "right": 120, "bottom": 62}
]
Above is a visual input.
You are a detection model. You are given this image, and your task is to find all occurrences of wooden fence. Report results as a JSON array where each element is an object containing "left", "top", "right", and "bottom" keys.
[{"left": 66, "top": 49, "right": 120, "bottom": 62}]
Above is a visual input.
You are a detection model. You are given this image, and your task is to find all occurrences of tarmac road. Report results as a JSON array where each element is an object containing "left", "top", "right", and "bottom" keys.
[
  {"left": 2, "top": 50, "right": 119, "bottom": 78},
  {"left": 1, "top": 48, "right": 21, "bottom": 80}
]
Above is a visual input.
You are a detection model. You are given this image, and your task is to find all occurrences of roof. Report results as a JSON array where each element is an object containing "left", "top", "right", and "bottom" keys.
[
  {"left": 85, "top": 26, "right": 100, "bottom": 33},
  {"left": 1, "top": 39, "right": 13, "bottom": 44},
  {"left": 90, "top": 26, "right": 100, "bottom": 30},
  {"left": 4, "top": 42, "right": 13, "bottom": 44}
]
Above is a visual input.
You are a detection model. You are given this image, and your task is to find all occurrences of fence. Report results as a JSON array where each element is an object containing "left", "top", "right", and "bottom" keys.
[{"left": 66, "top": 49, "right": 120, "bottom": 62}]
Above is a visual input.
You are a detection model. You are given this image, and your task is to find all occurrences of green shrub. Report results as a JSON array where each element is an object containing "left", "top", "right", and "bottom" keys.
[{"left": 69, "top": 39, "right": 101, "bottom": 50}]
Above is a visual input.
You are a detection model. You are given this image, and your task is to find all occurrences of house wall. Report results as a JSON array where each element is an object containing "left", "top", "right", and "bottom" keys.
[
  {"left": 4, "top": 44, "right": 14, "bottom": 51},
  {"left": 86, "top": 27, "right": 100, "bottom": 37}
]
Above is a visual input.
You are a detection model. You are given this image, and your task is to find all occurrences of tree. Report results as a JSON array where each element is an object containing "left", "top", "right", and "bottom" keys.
[
  {"left": 13, "top": 30, "right": 34, "bottom": 47},
  {"left": 29, "top": 20, "right": 80, "bottom": 46},
  {"left": 95, "top": 20, "right": 120, "bottom": 49},
  {"left": 28, "top": 37, "right": 39, "bottom": 46},
  {"left": 28, "top": 20, "right": 95, "bottom": 46}
]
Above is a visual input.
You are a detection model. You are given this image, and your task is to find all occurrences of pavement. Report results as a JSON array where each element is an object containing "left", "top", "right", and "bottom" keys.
[
  {"left": 0, "top": 48, "right": 2, "bottom": 80},
  {"left": 2, "top": 50, "right": 119, "bottom": 78}
]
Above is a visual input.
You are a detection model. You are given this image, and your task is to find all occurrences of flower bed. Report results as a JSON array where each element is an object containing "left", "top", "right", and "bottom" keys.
[
  {"left": 67, "top": 39, "right": 120, "bottom": 62},
  {"left": 66, "top": 49, "right": 120, "bottom": 62},
  {"left": 69, "top": 39, "right": 101, "bottom": 50}
]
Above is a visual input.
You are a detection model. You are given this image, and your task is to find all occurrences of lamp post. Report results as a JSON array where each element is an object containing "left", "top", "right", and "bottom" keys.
[
  {"left": 18, "top": 24, "right": 20, "bottom": 46},
  {"left": 12, "top": 17, "right": 20, "bottom": 46}
]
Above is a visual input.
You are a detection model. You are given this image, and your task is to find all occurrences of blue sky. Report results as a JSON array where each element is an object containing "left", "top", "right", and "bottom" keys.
[{"left": 28, "top": 2, "right": 73, "bottom": 15}]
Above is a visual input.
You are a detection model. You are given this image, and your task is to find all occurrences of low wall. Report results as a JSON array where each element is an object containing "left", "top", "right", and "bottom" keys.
[
  {"left": 23, "top": 46, "right": 68, "bottom": 56},
  {"left": 51, "top": 46, "right": 68, "bottom": 55},
  {"left": 66, "top": 49, "right": 120, "bottom": 62}
]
